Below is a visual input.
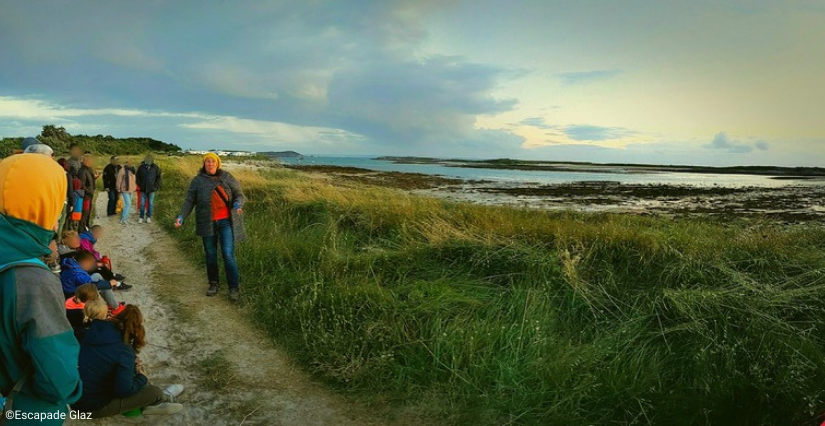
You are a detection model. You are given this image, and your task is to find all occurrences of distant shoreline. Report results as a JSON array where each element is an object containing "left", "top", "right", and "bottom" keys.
[
  {"left": 285, "top": 162, "right": 825, "bottom": 223},
  {"left": 375, "top": 156, "right": 825, "bottom": 178}
]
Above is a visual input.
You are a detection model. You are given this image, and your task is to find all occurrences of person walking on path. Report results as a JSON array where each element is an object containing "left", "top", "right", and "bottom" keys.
[
  {"left": 136, "top": 154, "right": 162, "bottom": 224},
  {"left": 102, "top": 156, "right": 121, "bottom": 217},
  {"left": 0, "top": 153, "right": 82, "bottom": 424},
  {"left": 117, "top": 160, "right": 137, "bottom": 225},
  {"left": 175, "top": 153, "right": 246, "bottom": 302},
  {"left": 74, "top": 302, "right": 184, "bottom": 418},
  {"left": 78, "top": 154, "right": 97, "bottom": 231}
]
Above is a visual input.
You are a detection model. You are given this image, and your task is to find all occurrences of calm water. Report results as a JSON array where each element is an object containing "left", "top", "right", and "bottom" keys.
[{"left": 280, "top": 156, "right": 809, "bottom": 188}]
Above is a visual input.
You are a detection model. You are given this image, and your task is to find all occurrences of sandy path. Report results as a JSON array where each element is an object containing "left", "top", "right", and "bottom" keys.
[{"left": 70, "top": 193, "right": 387, "bottom": 426}]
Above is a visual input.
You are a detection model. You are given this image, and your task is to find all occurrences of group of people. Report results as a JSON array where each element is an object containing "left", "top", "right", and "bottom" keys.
[
  {"left": 0, "top": 138, "right": 249, "bottom": 423},
  {"left": 57, "top": 142, "right": 163, "bottom": 233},
  {"left": 101, "top": 154, "right": 162, "bottom": 225}
]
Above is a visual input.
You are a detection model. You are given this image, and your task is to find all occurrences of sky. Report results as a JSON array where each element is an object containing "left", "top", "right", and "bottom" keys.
[{"left": 1, "top": 0, "right": 823, "bottom": 166}]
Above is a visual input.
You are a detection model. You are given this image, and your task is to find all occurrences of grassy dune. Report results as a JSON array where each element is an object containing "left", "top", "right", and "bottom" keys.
[{"left": 154, "top": 157, "right": 825, "bottom": 425}]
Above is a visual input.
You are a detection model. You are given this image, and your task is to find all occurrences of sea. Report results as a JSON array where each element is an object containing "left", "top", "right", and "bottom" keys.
[{"left": 278, "top": 156, "right": 814, "bottom": 188}]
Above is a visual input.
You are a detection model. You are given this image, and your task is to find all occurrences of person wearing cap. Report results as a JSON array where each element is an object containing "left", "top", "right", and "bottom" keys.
[
  {"left": 0, "top": 154, "right": 83, "bottom": 424},
  {"left": 135, "top": 154, "right": 162, "bottom": 224},
  {"left": 102, "top": 156, "right": 121, "bottom": 217},
  {"left": 175, "top": 153, "right": 246, "bottom": 302},
  {"left": 19, "top": 137, "right": 54, "bottom": 157}
]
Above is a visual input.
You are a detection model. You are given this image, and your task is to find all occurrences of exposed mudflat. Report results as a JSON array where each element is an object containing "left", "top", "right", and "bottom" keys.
[
  {"left": 416, "top": 181, "right": 825, "bottom": 223},
  {"left": 287, "top": 163, "right": 825, "bottom": 223}
]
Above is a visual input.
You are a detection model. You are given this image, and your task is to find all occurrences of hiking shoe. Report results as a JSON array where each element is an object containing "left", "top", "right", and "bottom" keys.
[
  {"left": 206, "top": 282, "right": 219, "bottom": 297},
  {"left": 117, "top": 282, "right": 133, "bottom": 291},
  {"left": 163, "top": 384, "right": 185, "bottom": 401},
  {"left": 142, "top": 402, "right": 183, "bottom": 416},
  {"left": 229, "top": 289, "right": 240, "bottom": 302},
  {"left": 114, "top": 273, "right": 127, "bottom": 281},
  {"left": 147, "top": 218, "right": 152, "bottom": 224},
  {"left": 139, "top": 218, "right": 144, "bottom": 224}
]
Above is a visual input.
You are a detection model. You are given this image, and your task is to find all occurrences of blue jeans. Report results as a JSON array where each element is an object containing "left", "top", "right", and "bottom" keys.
[
  {"left": 202, "top": 219, "right": 239, "bottom": 290},
  {"left": 107, "top": 189, "right": 118, "bottom": 216},
  {"left": 120, "top": 192, "right": 132, "bottom": 222},
  {"left": 140, "top": 192, "right": 156, "bottom": 219}
]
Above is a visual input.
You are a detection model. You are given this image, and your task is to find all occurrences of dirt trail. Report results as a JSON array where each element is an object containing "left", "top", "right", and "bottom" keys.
[{"left": 72, "top": 194, "right": 387, "bottom": 426}]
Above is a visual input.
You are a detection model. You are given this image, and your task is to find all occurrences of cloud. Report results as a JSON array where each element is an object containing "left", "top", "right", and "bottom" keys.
[
  {"left": 0, "top": 1, "right": 521, "bottom": 155},
  {"left": 564, "top": 125, "right": 637, "bottom": 141},
  {"left": 0, "top": 96, "right": 366, "bottom": 151},
  {"left": 0, "top": 96, "right": 206, "bottom": 121},
  {"left": 557, "top": 69, "right": 623, "bottom": 85},
  {"left": 326, "top": 55, "right": 518, "bottom": 145},
  {"left": 519, "top": 117, "right": 556, "bottom": 129},
  {"left": 706, "top": 131, "right": 770, "bottom": 153},
  {"left": 180, "top": 116, "right": 365, "bottom": 148}
]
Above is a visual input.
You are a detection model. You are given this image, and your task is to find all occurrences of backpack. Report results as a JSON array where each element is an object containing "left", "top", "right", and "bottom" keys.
[{"left": 0, "top": 258, "right": 48, "bottom": 424}]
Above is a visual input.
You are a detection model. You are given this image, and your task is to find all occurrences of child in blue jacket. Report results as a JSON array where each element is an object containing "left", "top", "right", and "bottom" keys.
[{"left": 61, "top": 251, "right": 121, "bottom": 310}]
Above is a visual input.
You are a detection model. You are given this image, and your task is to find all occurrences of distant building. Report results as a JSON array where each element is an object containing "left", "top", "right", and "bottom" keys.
[{"left": 184, "top": 149, "right": 256, "bottom": 157}]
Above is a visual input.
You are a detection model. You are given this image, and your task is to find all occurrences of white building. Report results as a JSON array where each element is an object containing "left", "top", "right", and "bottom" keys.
[{"left": 184, "top": 149, "right": 256, "bottom": 157}]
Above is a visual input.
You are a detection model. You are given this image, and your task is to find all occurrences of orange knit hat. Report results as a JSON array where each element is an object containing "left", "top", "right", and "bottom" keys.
[{"left": 0, "top": 154, "right": 67, "bottom": 230}]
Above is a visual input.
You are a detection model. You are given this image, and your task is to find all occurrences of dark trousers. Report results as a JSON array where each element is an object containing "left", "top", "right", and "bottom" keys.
[
  {"left": 93, "top": 266, "right": 116, "bottom": 281},
  {"left": 202, "top": 219, "right": 239, "bottom": 290},
  {"left": 89, "top": 384, "right": 164, "bottom": 418},
  {"left": 106, "top": 189, "right": 118, "bottom": 216}
]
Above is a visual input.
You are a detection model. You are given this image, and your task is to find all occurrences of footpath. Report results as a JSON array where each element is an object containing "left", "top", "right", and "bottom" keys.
[{"left": 70, "top": 194, "right": 387, "bottom": 425}]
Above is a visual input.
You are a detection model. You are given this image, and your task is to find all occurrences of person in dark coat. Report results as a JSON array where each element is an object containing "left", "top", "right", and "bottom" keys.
[
  {"left": 102, "top": 156, "right": 121, "bottom": 217},
  {"left": 77, "top": 155, "right": 97, "bottom": 232},
  {"left": 175, "top": 153, "right": 245, "bottom": 302},
  {"left": 74, "top": 303, "right": 184, "bottom": 418},
  {"left": 135, "top": 154, "right": 162, "bottom": 224}
]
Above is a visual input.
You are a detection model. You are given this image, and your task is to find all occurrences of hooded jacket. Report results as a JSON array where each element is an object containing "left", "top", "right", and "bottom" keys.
[
  {"left": 0, "top": 154, "right": 81, "bottom": 422},
  {"left": 79, "top": 231, "right": 101, "bottom": 260},
  {"left": 178, "top": 169, "right": 246, "bottom": 242},
  {"left": 60, "top": 257, "right": 94, "bottom": 298},
  {"left": 136, "top": 162, "right": 162, "bottom": 193},
  {"left": 74, "top": 320, "right": 148, "bottom": 412}
]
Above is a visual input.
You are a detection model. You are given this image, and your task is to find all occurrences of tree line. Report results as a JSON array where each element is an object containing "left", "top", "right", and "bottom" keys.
[{"left": 0, "top": 125, "right": 182, "bottom": 157}]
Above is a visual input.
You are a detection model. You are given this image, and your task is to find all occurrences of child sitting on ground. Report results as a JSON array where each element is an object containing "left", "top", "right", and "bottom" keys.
[
  {"left": 58, "top": 230, "right": 80, "bottom": 260},
  {"left": 65, "top": 283, "right": 100, "bottom": 342},
  {"left": 80, "top": 225, "right": 113, "bottom": 266},
  {"left": 61, "top": 251, "right": 124, "bottom": 313},
  {"left": 74, "top": 303, "right": 184, "bottom": 418},
  {"left": 63, "top": 229, "right": 130, "bottom": 287}
]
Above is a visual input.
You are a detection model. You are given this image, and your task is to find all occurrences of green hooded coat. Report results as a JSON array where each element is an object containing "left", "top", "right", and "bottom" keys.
[{"left": 0, "top": 214, "right": 82, "bottom": 424}]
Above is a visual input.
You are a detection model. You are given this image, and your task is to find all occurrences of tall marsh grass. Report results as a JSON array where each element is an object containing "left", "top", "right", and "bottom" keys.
[{"left": 154, "top": 157, "right": 825, "bottom": 425}]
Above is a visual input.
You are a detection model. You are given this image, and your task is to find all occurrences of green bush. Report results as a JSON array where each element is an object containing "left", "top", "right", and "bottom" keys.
[{"left": 0, "top": 124, "right": 180, "bottom": 158}]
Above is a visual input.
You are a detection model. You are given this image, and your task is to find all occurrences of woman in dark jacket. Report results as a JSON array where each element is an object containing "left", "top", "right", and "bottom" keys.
[
  {"left": 74, "top": 303, "right": 184, "bottom": 417},
  {"left": 175, "top": 153, "right": 245, "bottom": 302}
]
